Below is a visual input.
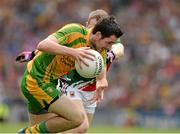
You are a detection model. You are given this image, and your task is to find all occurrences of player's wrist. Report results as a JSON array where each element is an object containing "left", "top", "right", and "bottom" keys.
[
  {"left": 31, "top": 51, "right": 35, "bottom": 59},
  {"left": 67, "top": 48, "right": 76, "bottom": 57}
]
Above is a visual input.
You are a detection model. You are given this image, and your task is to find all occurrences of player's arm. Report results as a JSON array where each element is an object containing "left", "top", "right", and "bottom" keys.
[
  {"left": 94, "top": 65, "right": 108, "bottom": 102},
  {"left": 37, "top": 34, "right": 94, "bottom": 67},
  {"left": 37, "top": 35, "right": 76, "bottom": 55},
  {"left": 96, "top": 66, "right": 108, "bottom": 91}
]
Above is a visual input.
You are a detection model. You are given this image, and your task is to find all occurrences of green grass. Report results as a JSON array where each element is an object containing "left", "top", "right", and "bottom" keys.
[
  {"left": 0, "top": 122, "right": 180, "bottom": 133},
  {"left": 0, "top": 122, "right": 27, "bottom": 133},
  {"left": 89, "top": 126, "right": 180, "bottom": 133},
  {"left": 89, "top": 125, "right": 180, "bottom": 133}
]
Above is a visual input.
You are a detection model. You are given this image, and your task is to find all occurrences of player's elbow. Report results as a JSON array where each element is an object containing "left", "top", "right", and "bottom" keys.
[
  {"left": 37, "top": 40, "right": 45, "bottom": 51},
  {"left": 37, "top": 39, "right": 50, "bottom": 52}
]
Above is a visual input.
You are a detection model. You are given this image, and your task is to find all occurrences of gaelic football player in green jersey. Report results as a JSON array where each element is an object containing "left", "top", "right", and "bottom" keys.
[
  {"left": 17, "top": 10, "right": 124, "bottom": 133},
  {"left": 18, "top": 11, "right": 123, "bottom": 133}
]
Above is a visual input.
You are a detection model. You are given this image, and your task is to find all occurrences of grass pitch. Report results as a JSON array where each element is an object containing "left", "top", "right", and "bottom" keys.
[{"left": 0, "top": 122, "right": 180, "bottom": 133}]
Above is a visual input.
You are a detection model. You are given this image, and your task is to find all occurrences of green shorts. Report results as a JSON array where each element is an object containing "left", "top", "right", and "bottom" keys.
[{"left": 21, "top": 70, "right": 61, "bottom": 114}]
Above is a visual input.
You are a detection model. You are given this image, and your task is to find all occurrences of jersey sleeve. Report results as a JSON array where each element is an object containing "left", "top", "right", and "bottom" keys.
[
  {"left": 51, "top": 23, "right": 86, "bottom": 46},
  {"left": 51, "top": 30, "right": 68, "bottom": 45}
]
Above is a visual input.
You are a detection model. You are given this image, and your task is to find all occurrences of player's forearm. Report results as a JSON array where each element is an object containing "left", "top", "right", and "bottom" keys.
[
  {"left": 37, "top": 37, "right": 74, "bottom": 56},
  {"left": 96, "top": 66, "right": 107, "bottom": 80},
  {"left": 96, "top": 66, "right": 108, "bottom": 91}
]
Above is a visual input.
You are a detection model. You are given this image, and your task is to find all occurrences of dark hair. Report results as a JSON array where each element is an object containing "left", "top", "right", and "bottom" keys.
[{"left": 92, "top": 16, "right": 123, "bottom": 38}]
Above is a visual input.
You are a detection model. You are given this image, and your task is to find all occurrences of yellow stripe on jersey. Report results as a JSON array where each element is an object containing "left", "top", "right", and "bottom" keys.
[
  {"left": 54, "top": 32, "right": 87, "bottom": 46},
  {"left": 25, "top": 128, "right": 31, "bottom": 133},
  {"left": 100, "top": 49, "right": 107, "bottom": 64},
  {"left": 31, "top": 126, "right": 40, "bottom": 134},
  {"left": 52, "top": 23, "right": 87, "bottom": 45},
  {"left": 26, "top": 74, "right": 53, "bottom": 108},
  {"left": 27, "top": 51, "right": 42, "bottom": 73},
  {"left": 42, "top": 55, "right": 74, "bottom": 82}
]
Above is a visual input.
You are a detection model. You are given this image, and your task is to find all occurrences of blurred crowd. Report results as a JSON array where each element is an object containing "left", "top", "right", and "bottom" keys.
[
  {"left": 0, "top": 0, "right": 179, "bottom": 121},
  {"left": 105, "top": 0, "right": 180, "bottom": 116}
]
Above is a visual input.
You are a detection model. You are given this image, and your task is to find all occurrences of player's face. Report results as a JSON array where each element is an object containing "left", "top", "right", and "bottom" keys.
[{"left": 93, "top": 32, "right": 117, "bottom": 51}]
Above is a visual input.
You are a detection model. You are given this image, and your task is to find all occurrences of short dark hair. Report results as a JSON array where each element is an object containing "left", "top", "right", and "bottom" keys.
[{"left": 92, "top": 16, "right": 123, "bottom": 38}]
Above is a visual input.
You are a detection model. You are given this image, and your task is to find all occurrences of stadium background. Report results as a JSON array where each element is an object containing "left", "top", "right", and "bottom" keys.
[{"left": 0, "top": 0, "right": 179, "bottom": 133}]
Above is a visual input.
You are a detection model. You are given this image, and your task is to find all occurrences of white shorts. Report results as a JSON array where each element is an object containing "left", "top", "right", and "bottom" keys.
[{"left": 65, "top": 86, "right": 97, "bottom": 114}]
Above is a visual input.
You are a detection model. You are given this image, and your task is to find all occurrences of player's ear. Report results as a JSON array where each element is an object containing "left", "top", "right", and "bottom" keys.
[{"left": 95, "top": 31, "right": 102, "bottom": 40}]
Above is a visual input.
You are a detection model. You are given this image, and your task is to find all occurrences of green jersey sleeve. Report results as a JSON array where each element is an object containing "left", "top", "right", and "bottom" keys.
[
  {"left": 51, "top": 23, "right": 87, "bottom": 46},
  {"left": 52, "top": 30, "right": 68, "bottom": 45}
]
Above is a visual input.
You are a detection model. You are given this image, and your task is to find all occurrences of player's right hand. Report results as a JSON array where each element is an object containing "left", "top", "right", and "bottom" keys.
[
  {"left": 89, "top": 78, "right": 108, "bottom": 103},
  {"left": 73, "top": 47, "right": 95, "bottom": 69},
  {"left": 16, "top": 51, "right": 34, "bottom": 63}
]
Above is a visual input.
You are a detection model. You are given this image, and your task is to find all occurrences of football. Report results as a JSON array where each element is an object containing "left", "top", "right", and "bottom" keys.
[{"left": 75, "top": 49, "right": 104, "bottom": 78}]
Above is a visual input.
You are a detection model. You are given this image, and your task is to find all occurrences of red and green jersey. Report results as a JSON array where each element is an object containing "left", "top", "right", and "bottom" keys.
[{"left": 27, "top": 23, "right": 92, "bottom": 84}]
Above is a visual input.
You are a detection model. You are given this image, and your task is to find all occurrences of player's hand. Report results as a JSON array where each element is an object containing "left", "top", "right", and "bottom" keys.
[
  {"left": 16, "top": 51, "right": 35, "bottom": 63},
  {"left": 96, "top": 78, "right": 108, "bottom": 91},
  {"left": 91, "top": 78, "right": 108, "bottom": 103},
  {"left": 73, "top": 47, "right": 95, "bottom": 69},
  {"left": 94, "top": 88, "right": 105, "bottom": 103}
]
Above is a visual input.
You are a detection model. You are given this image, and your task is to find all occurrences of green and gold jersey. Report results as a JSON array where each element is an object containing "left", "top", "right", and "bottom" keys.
[{"left": 26, "top": 23, "right": 107, "bottom": 84}]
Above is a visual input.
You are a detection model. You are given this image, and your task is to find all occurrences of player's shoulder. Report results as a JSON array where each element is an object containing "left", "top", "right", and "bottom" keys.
[
  {"left": 64, "top": 23, "right": 85, "bottom": 28},
  {"left": 61, "top": 23, "right": 88, "bottom": 35}
]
